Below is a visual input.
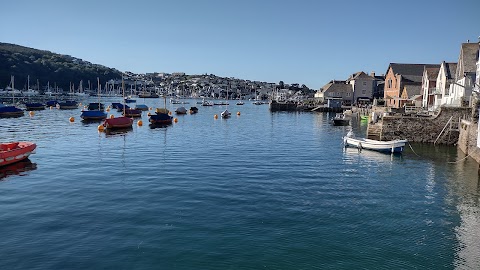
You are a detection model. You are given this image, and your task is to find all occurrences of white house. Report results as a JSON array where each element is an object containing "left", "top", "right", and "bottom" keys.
[
  {"left": 445, "top": 43, "right": 479, "bottom": 107},
  {"left": 435, "top": 61, "right": 457, "bottom": 108}
]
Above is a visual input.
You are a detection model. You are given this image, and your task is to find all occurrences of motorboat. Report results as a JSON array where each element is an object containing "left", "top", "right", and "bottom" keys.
[
  {"left": 0, "top": 141, "right": 36, "bottom": 167},
  {"left": 332, "top": 113, "right": 350, "bottom": 126}
]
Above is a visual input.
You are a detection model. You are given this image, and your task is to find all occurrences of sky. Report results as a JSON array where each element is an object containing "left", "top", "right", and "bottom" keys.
[{"left": 1, "top": 0, "right": 479, "bottom": 89}]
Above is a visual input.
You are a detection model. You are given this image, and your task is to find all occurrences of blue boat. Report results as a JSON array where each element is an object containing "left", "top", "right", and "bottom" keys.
[
  {"left": 25, "top": 102, "right": 45, "bottom": 111},
  {"left": 116, "top": 104, "right": 130, "bottom": 112},
  {"left": 80, "top": 110, "right": 107, "bottom": 120},
  {"left": 0, "top": 104, "right": 24, "bottom": 118},
  {"left": 57, "top": 100, "right": 78, "bottom": 110},
  {"left": 87, "top": 103, "right": 105, "bottom": 110},
  {"left": 111, "top": 102, "right": 122, "bottom": 110},
  {"left": 46, "top": 100, "right": 58, "bottom": 107},
  {"left": 149, "top": 108, "right": 172, "bottom": 125}
]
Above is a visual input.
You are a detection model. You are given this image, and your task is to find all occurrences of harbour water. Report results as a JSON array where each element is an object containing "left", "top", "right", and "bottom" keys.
[{"left": 1, "top": 98, "right": 479, "bottom": 269}]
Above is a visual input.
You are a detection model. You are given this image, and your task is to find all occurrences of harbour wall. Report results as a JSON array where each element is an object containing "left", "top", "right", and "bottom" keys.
[
  {"left": 458, "top": 120, "right": 480, "bottom": 164},
  {"left": 369, "top": 107, "right": 471, "bottom": 144}
]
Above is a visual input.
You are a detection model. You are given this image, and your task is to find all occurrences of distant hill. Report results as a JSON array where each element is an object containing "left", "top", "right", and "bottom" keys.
[{"left": 0, "top": 42, "right": 122, "bottom": 92}]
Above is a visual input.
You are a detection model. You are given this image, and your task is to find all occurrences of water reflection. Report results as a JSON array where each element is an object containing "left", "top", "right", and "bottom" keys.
[
  {"left": 0, "top": 159, "right": 37, "bottom": 181},
  {"left": 104, "top": 127, "right": 133, "bottom": 136},
  {"left": 343, "top": 147, "right": 403, "bottom": 164}
]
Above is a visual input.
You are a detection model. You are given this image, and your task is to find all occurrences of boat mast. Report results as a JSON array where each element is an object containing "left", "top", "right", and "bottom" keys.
[{"left": 122, "top": 76, "right": 126, "bottom": 116}]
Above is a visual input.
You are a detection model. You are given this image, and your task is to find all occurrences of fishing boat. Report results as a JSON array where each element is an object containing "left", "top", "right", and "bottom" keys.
[
  {"left": 81, "top": 78, "right": 107, "bottom": 121},
  {"left": 343, "top": 135, "right": 408, "bottom": 153},
  {"left": 0, "top": 141, "right": 36, "bottom": 167},
  {"left": 149, "top": 96, "right": 173, "bottom": 125},
  {"left": 332, "top": 113, "right": 350, "bottom": 126},
  {"left": 102, "top": 77, "right": 133, "bottom": 129}
]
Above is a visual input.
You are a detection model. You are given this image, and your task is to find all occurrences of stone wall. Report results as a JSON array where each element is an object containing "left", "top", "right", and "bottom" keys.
[
  {"left": 458, "top": 120, "right": 480, "bottom": 164},
  {"left": 373, "top": 107, "right": 471, "bottom": 144}
]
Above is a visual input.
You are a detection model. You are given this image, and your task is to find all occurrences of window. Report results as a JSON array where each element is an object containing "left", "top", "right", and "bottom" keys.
[
  {"left": 362, "top": 82, "right": 367, "bottom": 86},
  {"left": 362, "top": 90, "right": 366, "bottom": 94},
  {"left": 387, "top": 79, "right": 392, "bottom": 88},
  {"left": 346, "top": 92, "right": 351, "bottom": 97}
]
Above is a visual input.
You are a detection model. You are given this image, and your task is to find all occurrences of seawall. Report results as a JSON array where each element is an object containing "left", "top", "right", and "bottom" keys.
[
  {"left": 458, "top": 120, "right": 480, "bottom": 164},
  {"left": 368, "top": 107, "right": 471, "bottom": 144}
]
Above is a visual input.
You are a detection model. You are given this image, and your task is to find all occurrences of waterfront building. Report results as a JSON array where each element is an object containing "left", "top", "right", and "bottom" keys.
[
  {"left": 421, "top": 65, "right": 441, "bottom": 110},
  {"left": 316, "top": 80, "right": 353, "bottom": 106},
  {"left": 444, "top": 42, "right": 479, "bottom": 107},
  {"left": 383, "top": 63, "right": 437, "bottom": 108},
  {"left": 346, "top": 71, "right": 376, "bottom": 104},
  {"left": 435, "top": 61, "right": 457, "bottom": 110}
]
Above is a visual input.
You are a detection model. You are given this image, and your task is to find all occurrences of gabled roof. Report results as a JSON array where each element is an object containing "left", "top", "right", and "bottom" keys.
[
  {"left": 320, "top": 80, "right": 352, "bottom": 94},
  {"left": 442, "top": 62, "right": 457, "bottom": 80},
  {"left": 320, "top": 80, "right": 346, "bottom": 92},
  {"left": 388, "top": 63, "right": 438, "bottom": 83},
  {"left": 403, "top": 85, "right": 422, "bottom": 98},
  {"left": 455, "top": 43, "right": 479, "bottom": 80},
  {"left": 347, "top": 71, "right": 375, "bottom": 82},
  {"left": 424, "top": 65, "right": 441, "bottom": 80}
]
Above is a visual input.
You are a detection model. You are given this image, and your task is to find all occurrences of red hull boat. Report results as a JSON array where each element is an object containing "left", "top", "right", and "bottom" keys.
[
  {"left": 103, "top": 116, "right": 133, "bottom": 129},
  {"left": 0, "top": 141, "right": 37, "bottom": 167}
]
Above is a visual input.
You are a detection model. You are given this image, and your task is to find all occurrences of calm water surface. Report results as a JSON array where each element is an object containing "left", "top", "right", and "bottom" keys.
[{"left": 1, "top": 98, "right": 479, "bottom": 269}]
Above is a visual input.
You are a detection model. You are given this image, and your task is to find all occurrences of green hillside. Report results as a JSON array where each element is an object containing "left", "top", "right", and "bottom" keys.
[{"left": 0, "top": 42, "right": 122, "bottom": 92}]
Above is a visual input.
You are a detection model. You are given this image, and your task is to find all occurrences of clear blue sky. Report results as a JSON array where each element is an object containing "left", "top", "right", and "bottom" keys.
[{"left": 1, "top": 0, "right": 479, "bottom": 89}]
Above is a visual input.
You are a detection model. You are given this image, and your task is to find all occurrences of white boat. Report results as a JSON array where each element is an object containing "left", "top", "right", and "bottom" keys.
[{"left": 343, "top": 136, "right": 407, "bottom": 153}]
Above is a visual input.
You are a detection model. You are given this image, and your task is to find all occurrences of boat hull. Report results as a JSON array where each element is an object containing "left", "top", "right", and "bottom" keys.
[
  {"left": 344, "top": 137, "right": 407, "bottom": 153},
  {"left": 149, "top": 113, "right": 173, "bottom": 124},
  {"left": 333, "top": 119, "right": 350, "bottom": 126},
  {"left": 103, "top": 117, "right": 134, "bottom": 129},
  {"left": 81, "top": 110, "right": 107, "bottom": 120},
  {"left": 0, "top": 142, "right": 36, "bottom": 167}
]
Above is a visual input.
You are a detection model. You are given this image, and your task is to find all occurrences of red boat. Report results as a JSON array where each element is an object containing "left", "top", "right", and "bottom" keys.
[
  {"left": 103, "top": 116, "right": 133, "bottom": 129},
  {"left": 0, "top": 142, "right": 37, "bottom": 167}
]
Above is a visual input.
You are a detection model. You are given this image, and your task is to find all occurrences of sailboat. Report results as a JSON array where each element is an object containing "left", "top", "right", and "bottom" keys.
[
  {"left": 221, "top": 86, "right": 231, "bottom": 118},
  {"left": 25, "top": 77, "right": 45, "bottom": 110},
  {"left": 81, "top": 78, "right": 107, "bottom": 121},
  {"left": 149, "top": 95, "right": 173, "bottom": 125},
  {"left": 253, "top": 86, "right": 262, "bottom": 105},
  {"left": 0, "top": 76, "right": 24, "bottom": 117},
  {"left": 102, "top": 76, "right": 134, "bottom": 129}
]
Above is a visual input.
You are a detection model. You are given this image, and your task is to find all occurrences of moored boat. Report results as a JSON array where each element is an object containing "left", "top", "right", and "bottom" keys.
[
  {"left": 81, "top": 110, "right": 107, "bottom": 120},
  {"left": 0, "top": 104, "right": 24, "bottom": 117},
  {"left": 25, "top": 102, "right": 45, "bottom": 111},
  {"left": 0, "top": 141, "right": 36, "bottom": 167},
  {"left": 103, "top": 116, "right": 134, "bottom": 129},
  {"left": 149, "top": 108, "right": 173, "bottom": 124},
  {"left": 332, "top": 113, "right": 350, "bottom": 126},
  {"left": 57, "top": 100, "right": 78, "bottom": 110},
  {"left": 189, "top": 106, "right": 199, "bottom": 114},
  {"left": 175, "top": 106, "right": 187, "bottom": 114},
  {"left": 343, "top": 136, "right": 407, "bottom": 153},
  {"left": 123, "top": 108, "right": 142, "bottom": 117}
]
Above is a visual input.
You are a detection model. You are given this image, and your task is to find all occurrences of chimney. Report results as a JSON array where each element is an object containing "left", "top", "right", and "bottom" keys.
[{"left": 370, "top": 71, "right": 375, "bottom": 77}]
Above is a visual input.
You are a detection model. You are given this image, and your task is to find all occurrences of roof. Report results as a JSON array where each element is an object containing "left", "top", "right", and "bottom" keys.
[
  {"left": 319, "top": 80, "right": 346, "bottom": 92},
  {"left": 322, "top": 82, "right": 352, "bottom": 94},
  {"left": 443, "top": 62, "right": 457, "bottom": 80},
  {"left": 388, "top": 63, "right": 438, "bottom": 83},
  {"left": 425, "top": 65, "right": 441, "bottom": 80},
  {"left": 347, "top": 71, "right": 375, "bottom": 82},
  {"left": 455, "top": 43, "right": 479, "bottom": 80},
  {"left": 403, "top": 85, "right": 422, "bottom": 97}
]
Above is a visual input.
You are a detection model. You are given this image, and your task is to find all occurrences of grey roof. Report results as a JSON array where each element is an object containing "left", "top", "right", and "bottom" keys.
[
  {"left": 443, "top": 62, "right": 457, "bottom": 80},
  {"left": 388, "top": 63, "right": 438, "bottom": 83},
  {"left": 425, "top": 65, "right": 441, "bottom": 80},
  {"left": 455, "top": 43, "right": 479, "bottom": 79},
  {"left": 347, "top": 71, "right": 375, "bottom": 82},
  {"left": 403, "top": 85, "right": 422, "bottom": 97},
  {"left": 326, "top": 83, "right": 352, "bottom": 94},
  {"left": 320, "top": 80, "right": 346, "bottom": 92}
]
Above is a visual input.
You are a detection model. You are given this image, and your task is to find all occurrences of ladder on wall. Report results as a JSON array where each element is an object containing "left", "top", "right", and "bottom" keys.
[{"left": 434, "top": 116, "right": 460, "bottom": 145}]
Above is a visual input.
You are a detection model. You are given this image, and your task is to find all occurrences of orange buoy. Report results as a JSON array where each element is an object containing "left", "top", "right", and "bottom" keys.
[
  {"left": 97, "top": 124, "right": 105, "bottom": 132},
  {"left": 174, "top": 118, "right": 178, "bottom": 123},
  {"left": 237, "top": 111, "right": 241, "bottom": 116},
  {"left": 110, "top": 114, "right": 115, "bottom": 119},
  {"left": 214, "top": 114, "right": 218, "bottom": 119},
  {"left": 29, "top": 111, "right": 35, "bottom": 116},
  {"left": 137, "top": 120, "right": 143, "bottom": 126},
  {"left": 69, "top": 117, "right": 75, "bottom": 122}
]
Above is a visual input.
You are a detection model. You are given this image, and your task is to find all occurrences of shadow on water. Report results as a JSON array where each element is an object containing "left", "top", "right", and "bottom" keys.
[
  {"left": 149, "top": 123, "right": 172, "bottom": 129},
  {"left": 104, "top": 127, "right": 133, "bottom": 137},
  {"left": 0, "top": 159, "right": 37, "bottom": 181}
]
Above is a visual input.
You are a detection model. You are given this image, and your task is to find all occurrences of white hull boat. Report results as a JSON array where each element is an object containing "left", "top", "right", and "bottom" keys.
[{"left": 344, "top": 136, "right": 407, "bottom": 153}]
